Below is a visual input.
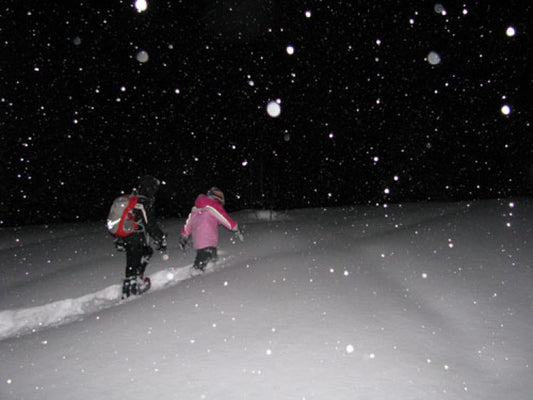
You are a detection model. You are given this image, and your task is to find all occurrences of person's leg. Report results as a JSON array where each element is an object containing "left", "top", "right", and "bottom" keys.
[
  {"left": 139, "top": 245, "right": 154, "bottom": 277},
  {"left": 125, "top": 235, "right": 144, "bottom": 276},
  {"left": 210, "top": 247, "right": 218, "bottom": 263},
  {"left": 193, "top": 247, "right": 217, "bottom": 271},
  {"left": 123, "top": 235, "right": 145, "bottom": 297}
]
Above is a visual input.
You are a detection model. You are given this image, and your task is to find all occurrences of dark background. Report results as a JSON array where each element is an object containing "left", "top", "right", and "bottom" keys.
[{"left": 1, "top": 0, "right": 531, "bottom": 226}]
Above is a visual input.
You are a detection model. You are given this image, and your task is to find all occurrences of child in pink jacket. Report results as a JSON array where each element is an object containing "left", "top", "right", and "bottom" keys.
[{"left": 179, "top": 187, "right": 242, "bottom": 271}]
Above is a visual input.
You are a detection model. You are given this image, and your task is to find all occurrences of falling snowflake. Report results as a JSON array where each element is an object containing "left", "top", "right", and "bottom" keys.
[
  {"left": 135, "top": 0, "right": 148, "bottom": 13},
  {"left": 266, "top": 100, "right": 281, "bottom": 118},
  {"left": 136, "top": 50, "right": 149, "bottom": 63},
  {"left": 427, "top": 51, "right": 441, "bottom": 65},
  {"left": 501, "top": 105, "right": 511, "bottom": 115}
]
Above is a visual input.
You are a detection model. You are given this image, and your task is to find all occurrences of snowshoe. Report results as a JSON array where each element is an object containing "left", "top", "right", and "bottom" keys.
[
  {"left": 121, "top": 276, "right": 151, "bottom": 299},
  {"left": 190, "top": 258, "right": 220, "bottom": 277},
  {"left": 190, "top": 264, "right": 205, "bottom": 277},
  {"left": 138, "top": 276, "right": 151, "bottom": 294}
]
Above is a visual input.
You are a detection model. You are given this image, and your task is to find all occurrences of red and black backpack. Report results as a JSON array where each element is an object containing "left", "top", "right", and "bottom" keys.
[{"left": 106, "top": 194, "right": 140, "bottom": 237}]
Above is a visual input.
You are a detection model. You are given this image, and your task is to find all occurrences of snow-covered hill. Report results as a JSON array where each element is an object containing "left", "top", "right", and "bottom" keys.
[{"left": 1, "top": 199, "right": 532, "bottom": 399}]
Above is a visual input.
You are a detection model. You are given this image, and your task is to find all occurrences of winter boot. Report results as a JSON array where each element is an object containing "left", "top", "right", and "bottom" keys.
[
  {"left": 122, "top": 278, "right": 135, "bottom": 299},
  {"left": 193, "top": 247, "right": 217, "bottom": 272},
  {"left": 193, "top": 260, "right": 206, "bottom": 272}
]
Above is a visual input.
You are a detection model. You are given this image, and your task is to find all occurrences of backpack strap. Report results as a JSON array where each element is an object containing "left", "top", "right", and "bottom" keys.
[{"left": 134, "top": 201, "right": 148, "bottom": 226}]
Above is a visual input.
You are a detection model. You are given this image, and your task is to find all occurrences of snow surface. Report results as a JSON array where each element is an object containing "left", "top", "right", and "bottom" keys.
[{"left": 1, "top": 199, "right": 532, "bottom": 399}]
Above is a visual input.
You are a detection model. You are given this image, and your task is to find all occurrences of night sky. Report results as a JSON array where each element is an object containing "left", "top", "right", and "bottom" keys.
[{"left": 1, "top": 0, "right": 531, "bottom": 227}]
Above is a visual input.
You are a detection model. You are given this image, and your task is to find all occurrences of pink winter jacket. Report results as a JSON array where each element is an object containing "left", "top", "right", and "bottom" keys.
[{"left": 180, "top": 194, "right": 238, "bottom": 250}]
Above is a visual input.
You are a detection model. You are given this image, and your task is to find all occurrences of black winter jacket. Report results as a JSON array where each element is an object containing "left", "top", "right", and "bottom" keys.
[{"left": 132, "top": 194, "right": 164, "bottom": 242}]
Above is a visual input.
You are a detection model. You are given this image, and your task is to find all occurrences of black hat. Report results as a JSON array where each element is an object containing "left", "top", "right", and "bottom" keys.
[
  {"left": 207, "top": 187, "right": 225, "bottom": 205},
  {"left": 138, "top": 175, "right": 160, "bottom": 197}
]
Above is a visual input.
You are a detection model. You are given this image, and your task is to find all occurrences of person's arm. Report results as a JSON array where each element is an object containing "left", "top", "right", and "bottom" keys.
[{"left": 206, "top": 203, "right": 238, "bottom": 231}]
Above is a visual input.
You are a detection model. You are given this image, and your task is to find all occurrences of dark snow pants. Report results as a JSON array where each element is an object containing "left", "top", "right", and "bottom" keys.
[
  {"left": 193, "top": 247, "right": 217, "bottom": 270},
  {"left": 124, "top": 233, "right": 153, "bottom": 278}
]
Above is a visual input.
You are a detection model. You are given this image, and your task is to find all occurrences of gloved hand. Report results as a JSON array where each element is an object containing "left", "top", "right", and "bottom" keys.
[
  {"left": 234, "top": 228, "right": 244, "bottom": 242},
  {"left": 178, "top": 235, "right": 189, "bottom": 252},
  {"left": 114, "top": 238, "right": 126, "bottom": 252},
  {"left": 155, "top": 235, "right": 167, "bottom": 251}
]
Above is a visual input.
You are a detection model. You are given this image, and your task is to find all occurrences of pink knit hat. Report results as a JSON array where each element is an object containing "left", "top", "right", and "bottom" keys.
[{"left": 207, "top": 187, "right": 225, "bottom": 205}]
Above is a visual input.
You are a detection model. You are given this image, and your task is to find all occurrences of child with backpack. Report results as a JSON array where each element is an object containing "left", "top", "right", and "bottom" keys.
[
  {"left": 107, "top": 175, "right": 167, "bottom": 298},
  {"left": 179, "top": 187, "right": 243, "bottom": 271}
]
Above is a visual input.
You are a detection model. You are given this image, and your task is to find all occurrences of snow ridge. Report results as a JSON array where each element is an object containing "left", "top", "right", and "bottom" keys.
[{"left": 0, "top": 258, "right": 231, "bottom": 341}]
